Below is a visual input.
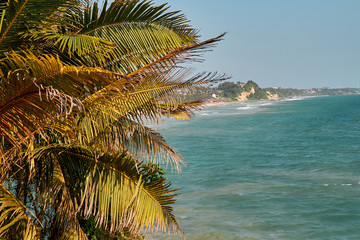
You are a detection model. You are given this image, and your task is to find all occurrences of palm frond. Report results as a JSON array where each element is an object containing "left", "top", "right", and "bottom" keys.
[
  {"left": 82, "top": 154, "right": 182, "bottom": 236},
  {"left": 160, "top": 101, "right": 203, "bottom": 120},
  {"left": 34, "top": 145, "right": 182, "bottom": 236},
  {"left": 26, "top": 29, "right": 116, "bottom": 57},
  {"left": 85, "top": 23, "right": 195, "bottom": 73},
  {"left": 28, "top": 0, "right": 200, "bottom": 72},
  {"left": 0, "top": 50, "right": 125, "bottom": 148},
  {"left": 34, "top": 152, "right": 88, "bottom": 239},
  {"left": 81, "top": 0, "right": 197, "bottom": 39},
  {"left": 80, "top": 116, "right": 185, "bottom": 171},
  {"left": 0, "top": 0, "right": 83, "bottom": 52},
  {"left": 0, "top": 184, "right": 39, "bottom": 239},
  {"left": 71, "top": 71, "right": 228, "bottom": 171},
  {"left": 83, "top": 33, "right": 226, "bottom": 101},
  {"left": 84, "top": 70, "right": 229, "bottom": 122},
  {"left": 1, "top": 50, "right": 122, "bottom": 98}
]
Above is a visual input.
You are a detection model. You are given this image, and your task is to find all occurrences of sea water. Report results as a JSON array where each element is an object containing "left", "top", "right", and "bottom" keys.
[{"left": 155, "top": 95, "right": 360, "bottom": 240}]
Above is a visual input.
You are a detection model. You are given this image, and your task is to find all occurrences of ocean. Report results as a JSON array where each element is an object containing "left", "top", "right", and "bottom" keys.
[{"left": 155, "top": 95, "right": 360, "bottom": 240}]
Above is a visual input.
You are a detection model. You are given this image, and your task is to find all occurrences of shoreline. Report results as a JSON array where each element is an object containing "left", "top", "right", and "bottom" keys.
[
  {"left": 202, "top": 98, "right": 281, "bottom": 108},
  {"left": 201, "top": 94, "right": 344, "bottom": 108}
]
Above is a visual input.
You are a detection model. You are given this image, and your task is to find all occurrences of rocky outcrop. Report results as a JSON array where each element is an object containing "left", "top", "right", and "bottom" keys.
[
  {"left": 266, "top": 91, "right": 280, "bottom": 100},
  {"left": 235, "top": 88, "right": 281, "bottom": 102},
  {"left": 236, "top": 87, "right": 255, "bottom": 101}
]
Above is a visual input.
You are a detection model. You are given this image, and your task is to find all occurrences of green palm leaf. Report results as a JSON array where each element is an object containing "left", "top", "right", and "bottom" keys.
[
  {"left": 81, "top": 33, "right": 226, "bottom": 103},
  {"left": 81, "top": 0, "right": 196, "bottom": 37},
  {"left": 0, "top": 0, "right": 83, "bottom": 52},
  {"left": 28, "top": 0, "right": 199, "bottom": 73}
]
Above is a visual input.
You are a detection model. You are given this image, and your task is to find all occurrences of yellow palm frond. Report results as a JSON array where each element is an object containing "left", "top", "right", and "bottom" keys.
[
  {"left": 69, "top": 71, "right": 228, "bottom": 171},
  {"left": 81, "top": 34, "right": 226, "bottom": 107},
  {"left": 82, "top": 155, "right": 182, "bottom": 236},
  {"left": 0, "top": 0, "right": 228, "bottom": 238},
  {"left": 0, "top": 50, "right": 124, "bottom": 148},
  {"left": 79, "top": 116, "right": 185, "bottom": 170},
  {"left": 160, "top": 101, "right": 203, "bottom": 120},
  {"left": 0, "top": 184, "right": 40, "bottom": 239},
  {"left": 34, "top": 146, "right": 182, "bottom": 236},
  {"left": 84, "top": 71, "right": 228, "bottom": 120}
]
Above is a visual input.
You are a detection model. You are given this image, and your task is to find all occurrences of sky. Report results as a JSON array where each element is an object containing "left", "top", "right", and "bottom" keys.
[{"left": 155, "top": 0, "right": 360, "bottom": 89}]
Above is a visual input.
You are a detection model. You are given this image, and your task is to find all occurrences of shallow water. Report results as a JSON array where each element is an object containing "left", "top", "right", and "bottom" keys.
[{"left": 155, "top": 95, "right": 360, "bottom": 240}]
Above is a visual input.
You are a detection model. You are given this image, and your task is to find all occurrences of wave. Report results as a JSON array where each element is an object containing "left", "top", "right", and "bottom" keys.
[
  {"left": 281, "top": 96, "right": 317, "bottom": 102},
  {"left": 199, "top": 111, "right": 218, "bottom": 116},
  {"left": 236, "top": 105, "right": 254, "bottom": 111},
  {"left": 236, "top": 101, "right": 275, "bottom": 113}
]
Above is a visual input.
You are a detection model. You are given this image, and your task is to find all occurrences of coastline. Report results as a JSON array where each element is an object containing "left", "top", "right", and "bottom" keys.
[
  {"left": 202, "top": 98, "right": 278, "bottom": 108},
  {"left": 201, "top": 94, "right": 334, "bottom": 108}
]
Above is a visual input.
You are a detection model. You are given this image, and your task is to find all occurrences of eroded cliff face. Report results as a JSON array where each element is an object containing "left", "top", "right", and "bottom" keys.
[
  {"left": 236, "top": 87, "right": 255, "bottom": 101},
  {"left": 266, "top": 91, "right": 280, "bottom": 100},
  {"left": 235, "top": 88, "right": 280, "bottom": 101}
]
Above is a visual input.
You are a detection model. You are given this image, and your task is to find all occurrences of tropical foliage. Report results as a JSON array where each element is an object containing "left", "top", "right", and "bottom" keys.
[{"left": 0, "top": 0, "right": 227, "bottom": 239}]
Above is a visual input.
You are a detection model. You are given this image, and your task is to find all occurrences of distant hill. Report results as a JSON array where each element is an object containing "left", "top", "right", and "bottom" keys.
[{"left": 180, "top": 81, "right": 360, "bottom": 103}]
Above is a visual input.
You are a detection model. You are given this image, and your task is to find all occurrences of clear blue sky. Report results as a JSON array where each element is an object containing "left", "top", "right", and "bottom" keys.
[{"left": 155, "top": 0, "right": 360, "bottom": 89}]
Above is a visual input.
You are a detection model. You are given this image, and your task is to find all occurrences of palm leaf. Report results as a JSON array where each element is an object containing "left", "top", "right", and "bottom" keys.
[
  {"left": 0, "top": 50, "right": 124, "bottom": 148},
  {"left": 82, "top": 33, "right": 226, "bottom": 103},
  {"left": 71, "top": 70, "right": 228, "bottom": 171},
  {"left": 81, "top": 0, "right": 197, "bottom": 39},
  {"left": 34, "top": 152, "right": 88, "bottom": 239},
  {"left": 0, "top": 184, "right": 40, "bottom": 239},
  {"left": 27, "top": 29, "right": 116, "bottom": 57},
  {"left": 160, "top": 100, "right": 203, "bottom": 120},
  {"left": 84, "top": 70, "right": 229, "bottom": 121},
  {"left": 34, "top": 145, "right": 182, "bottom": 236},
  {"left": 28, "top": 0, "right": 199, "bottom": 73},
  {"left": 80, "top": 116, "right": 185, "bottom": 170},
  {"left": 0, "top": 0, "right": 83, "bottom": 52}
]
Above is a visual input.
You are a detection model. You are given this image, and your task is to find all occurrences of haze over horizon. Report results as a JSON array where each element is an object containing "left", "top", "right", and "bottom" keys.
[{"left": 158, "top": 0, "right": 360, "bottom": 89}]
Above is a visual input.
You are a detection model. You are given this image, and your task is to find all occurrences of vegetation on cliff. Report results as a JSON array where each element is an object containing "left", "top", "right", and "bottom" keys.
[{"left": 181, "top": 81, "right": 360, "bottom": 102}]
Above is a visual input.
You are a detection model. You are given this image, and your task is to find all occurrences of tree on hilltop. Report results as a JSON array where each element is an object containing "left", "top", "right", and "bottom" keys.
[
  {"left": 218, "top": 81, "right": 243, "bottom": 100},
  {"left": 244, "top": 81, "right": 268, "bottom": 100}
]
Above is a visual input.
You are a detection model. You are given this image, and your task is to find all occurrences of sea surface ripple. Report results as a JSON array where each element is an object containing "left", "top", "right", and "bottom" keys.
[{"left": 155, "top": 95, "right": 360, "bottom": 240}]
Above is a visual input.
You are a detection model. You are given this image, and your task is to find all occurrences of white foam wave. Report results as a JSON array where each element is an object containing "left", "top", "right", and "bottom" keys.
[
  {"left": 258, "top": 101, "right": 274, "bottom": 106},
  {"left": 323, "top": 183, "right": 353, "bottom": 186},
  {"left": 200, "top": 111, "right": 218, "bottom": 116},
  {"left": 236, "top": 106, "right": 254, "bottom": 111},
  {"left": 285, "top": 98, "right": 304, "bottom": 101},
  {"left": 282, "top": 96, "right": 316, "bottom": 102},
  {"left": 236, "top": 101, "right": 274, "bottom": 112}
]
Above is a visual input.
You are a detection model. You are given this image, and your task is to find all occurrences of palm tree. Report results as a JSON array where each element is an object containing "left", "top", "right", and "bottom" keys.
[{"left": 0, "top": 0, "right": 228, "bottom": 239}]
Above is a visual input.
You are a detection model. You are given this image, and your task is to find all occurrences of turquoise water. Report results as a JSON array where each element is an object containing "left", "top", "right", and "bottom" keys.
[{"left": 156, "top": 95, "right": 360, "bottom": 240}]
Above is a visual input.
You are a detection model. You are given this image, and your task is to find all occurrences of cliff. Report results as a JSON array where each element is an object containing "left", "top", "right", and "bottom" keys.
[
  {"left": 234, "top": 81, "right": 279, "bottom": 101},
  {"left": 180, "top": 81, "right": 360, "bottom": 103}
]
